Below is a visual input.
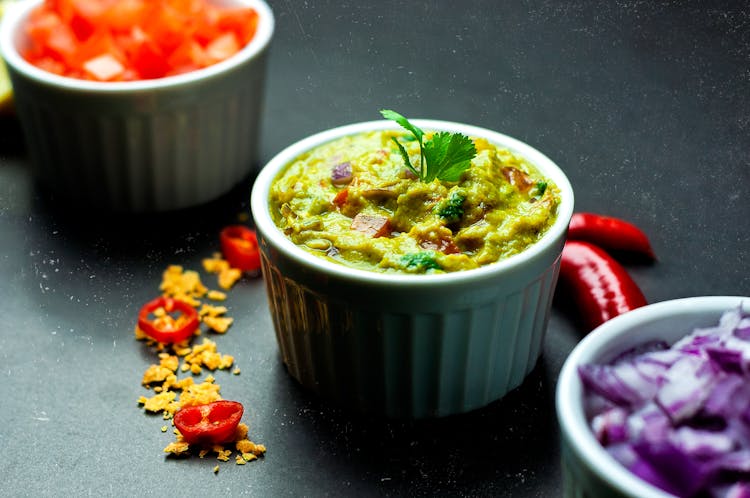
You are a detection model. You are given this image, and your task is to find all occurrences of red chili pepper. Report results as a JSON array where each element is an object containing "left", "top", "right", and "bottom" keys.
[
  {"left": 220, "top": 225, "right": 261, "bottom": 272},
  {"left": 567, "top": 212, "right": 655, "bottom": 259},
  {"left": 173, "top": 400, "right": 244, "bottom": 445},
  {"left": 558, "top": 240, "right": 648, "bottom": 331},
  {"left": 137, "top": 296, "right": 199, "bottom": 343}
]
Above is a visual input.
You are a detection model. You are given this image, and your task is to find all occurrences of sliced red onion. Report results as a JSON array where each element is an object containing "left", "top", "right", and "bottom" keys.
[
  {"left": 581, "top": 305, "right": 750, "bottom": 497},
  {"left": 331, "top": 161, "right": 352, "bottom": 185}
]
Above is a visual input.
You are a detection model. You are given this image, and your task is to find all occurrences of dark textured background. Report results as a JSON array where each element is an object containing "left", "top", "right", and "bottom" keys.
[{"left": 0, "top": 0, "right": 748, "bottom": 496}]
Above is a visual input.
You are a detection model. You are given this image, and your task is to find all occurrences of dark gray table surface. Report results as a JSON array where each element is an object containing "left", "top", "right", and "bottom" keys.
[{"left": 1, "top": 1, "right": 748, "bottom": 496}]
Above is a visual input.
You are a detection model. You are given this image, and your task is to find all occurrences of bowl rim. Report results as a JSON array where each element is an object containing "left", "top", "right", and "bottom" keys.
[
  {"left": 0, "top": 0, "right": 274, "bottom": 92},
  {"left": 556, "top": 295, "right": 750, "bottom": 498},
  {"left": 250, "top": 118, "right": 575, "bottom": 287}
]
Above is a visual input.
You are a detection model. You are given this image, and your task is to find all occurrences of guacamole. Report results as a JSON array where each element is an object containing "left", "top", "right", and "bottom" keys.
[{"left": 268, "top": 130, "right": 560, "bottom": 274}]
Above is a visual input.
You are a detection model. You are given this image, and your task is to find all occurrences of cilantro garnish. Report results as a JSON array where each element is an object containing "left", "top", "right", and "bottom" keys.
[
  {"left": 380, "top": 109, "right": 476, "bottom": 183},
  {"left": 400, "top": 251, "right": 441, "bottom": 272},
  {"left": 436, "top": 191, "right": 466, "bottom": 223}
]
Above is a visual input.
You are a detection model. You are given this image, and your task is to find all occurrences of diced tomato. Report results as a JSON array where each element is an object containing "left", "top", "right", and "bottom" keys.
[
  {"left": 22, "top": 0, "right": 260, "bottom": 81},
  {"left": 332, "top": 188, "right": 349, "bottom": 208},
  {"left": 130, "top": 35, "right": 169, "bottom": 79},
  {"left": 99, "top": 0, "right": 149, "bottom": 33},
  {"left": 351, "top": 214, "right": 392, "bottom": 238},
  {"left": 205, "top": 32, "right": 240, "bottom": 64},
  {"left": 216, "top": 8, "right": 258, "bottom": 45},
  {"left": 83, "top": 53, "right": 124, "bottom": 80},
  {"left": 167, "top": 39, "right": 207, "bottom": 76}
]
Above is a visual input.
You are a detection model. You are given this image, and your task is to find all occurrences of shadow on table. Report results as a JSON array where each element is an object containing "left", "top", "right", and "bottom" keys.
[{"left": 272, "top": 357, "right": 562, "bottom": 496}]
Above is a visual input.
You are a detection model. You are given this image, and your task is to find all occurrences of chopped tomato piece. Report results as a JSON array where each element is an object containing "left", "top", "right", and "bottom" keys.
[
  {"left": 351, "top": 213, "right": 392, "bottom": 238},
  {"left": 332, "top": 188, "right": 349, "bottom": 208},
  {"left": 220, "top": 225, "right": 261, "bottom": 273},
  {"left": 205, "top": 32, "right": 240, "bottom": 63},
  {"left": 173, "top": 400, "right": 244, "bottom": 445},
  {"left": 83, "top": 53, "right": 124, "bottom": 80},
  {"left": 502, "top": 166, "right": 535, "bottom": 192},
  {"left": 419, "top": 236, "right": 460, "bottom": 255},
  {"left": 22, "top": 0, "right": 260, "bottom": 81}
]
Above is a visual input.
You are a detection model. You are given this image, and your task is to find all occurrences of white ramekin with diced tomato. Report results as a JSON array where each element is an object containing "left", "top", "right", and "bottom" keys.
[{"left": 0, "top": 0, "right": 274, "bottom": 212}]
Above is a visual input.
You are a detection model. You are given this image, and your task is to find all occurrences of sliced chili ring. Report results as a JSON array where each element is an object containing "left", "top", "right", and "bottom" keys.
[
  {"left": 173, "top": 400, "right": 244, "bottom": 445},
  {"left": 220, "top": 225, "right": 261, "bottom": 272},
  {"left": 137, "top": 296, "right": 199, "bottom": 343}
]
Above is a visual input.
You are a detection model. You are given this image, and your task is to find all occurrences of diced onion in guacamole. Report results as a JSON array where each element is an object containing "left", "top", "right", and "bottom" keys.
[{"left": 268, "top": 130, "right": 560, "bottom": 274}]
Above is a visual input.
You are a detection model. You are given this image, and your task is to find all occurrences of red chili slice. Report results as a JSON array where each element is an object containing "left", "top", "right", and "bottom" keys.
[
  {"left": 558, "top": 240, "right": 648, "bottom": 331},
  {"left": 173, "top": 400, "right": 244, "bottom": 445},
  {"left": 220, "top": 225, "right": 261, "bottom": 272},
  {"left": 137, "top": 296, "right": 199, "bottom": 343},
  {"left": 568, "top": 212, "right": 656, "bottom": 259}
]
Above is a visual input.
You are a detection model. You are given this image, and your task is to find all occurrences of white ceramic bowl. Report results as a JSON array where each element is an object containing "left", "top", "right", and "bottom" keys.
[
  {"left": 556, "top": 296, "right": 750, "bottom": 498},
  {"left": 251, "top": 119, "right": 575, "bottom": 418},
  {"left": 0, "top": 0, "right": 274, "bottom": 212}
]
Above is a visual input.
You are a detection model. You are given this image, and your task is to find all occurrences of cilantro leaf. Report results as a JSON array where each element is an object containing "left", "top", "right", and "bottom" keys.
[
  {"left": 400, "top": 251, "right": 441, "bottom": 272},
  {"left": 422, "top": 132, "right": 476, "bottom": 182},
  {"left": 380, "top": 109, "right": 476, "bottom": 183},
  {"left": 436, "top": 190, "right": 466, "bottom": 223},
  {"left": 380, "top": 109, "right": 423, "bottom": 143},
  {"left": 390, "top": 137, "right": 420, "bottom": 178}
]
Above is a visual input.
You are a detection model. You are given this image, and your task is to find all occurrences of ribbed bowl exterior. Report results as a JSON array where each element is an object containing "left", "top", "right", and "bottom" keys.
[
  {"left": 10, "top": 63, "right": 266, "bottom": 212},
  {"left": 1, "top": 0, "right": 272, "bottom": 212},
  {"left": 252, "top": 118, "right": 574, "bottom": 419},
  {"left": 259, "top": 234, "right": 564, "bottom": 418}
]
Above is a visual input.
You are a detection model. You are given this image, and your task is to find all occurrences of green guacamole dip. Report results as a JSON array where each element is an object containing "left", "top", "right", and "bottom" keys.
[{"left": 269, "top": 130, "right": 560, "bottom": 274}]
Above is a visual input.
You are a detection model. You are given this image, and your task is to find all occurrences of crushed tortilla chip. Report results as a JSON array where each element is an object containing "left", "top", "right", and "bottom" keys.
[
  {"left": 138, "top": 257, "right": 264, "bottom": 468},
  {"left": 203, "top": 316, "right": 234, "bottom": 334},
  {"left": 183, "top": 338, "right": 234, "bottom": 373},
  {"left": 207, "top": 290, "right": 227, "bottom": 301},
  {"left": 164, "top": 441, "right": 190, "bottom": 455},
  {"left": 177, "top": 376, "right": 222, "bottom": 409},
  {"left": 218, "top": 267, "right": 242, "bottom": 290},
  {"left": 199, "top": 304, "right": 228, "bottom": 317},
  {"left": 159, "top": 265, "right": 208, "bottom": 306},
  {"left": 140, "top": 391, "right": 177, "bottom": 413}
]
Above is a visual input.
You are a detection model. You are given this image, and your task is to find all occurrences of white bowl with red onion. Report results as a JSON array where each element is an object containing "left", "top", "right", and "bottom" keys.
[{"left": 556, "top": 296, "right": 750, "bottom": 498}]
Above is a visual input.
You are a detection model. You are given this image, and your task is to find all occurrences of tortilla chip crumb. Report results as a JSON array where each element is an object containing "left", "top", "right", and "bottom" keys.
[
  {"left": 233, "top": 367, "right": 241, "bottom": 375},
  {"left": 241, "top": 453, "right": 257, "bottom": 462},
  {"left": 203, "top": 316, "right": 234, "bottom": 334},
  {"left": 218, "top": 268, "right": 242, "bottom": 290},
  {"left": 236, "top": 455, "right": 247, "bottom": 465},
  {"left": 142, "top": 364, "right": 174, "bottom": 385},
  {"left": 207, "top": 290, "right": 227, "bottom": 301},
  {"left": 177, "top": 377, "right": 222, "bottom": 409},
  {"left": 200, "top": 304, "right": 228, "bottom": 317},
  {"left": 160, "top": 266, "right": 208, "bottom": 306},
  {"left": 215, "top": 447, "right": 232, "bottom": 462},
  {"left": 183, "top": 338, "right": 234, "bottom": 372},
  {"left": 164, "top": 441, "right": 190, "bottom": 455},
  {"left": 199, "top": 449, "right": 209, "bottom": 459},
  {"left": 235, "top": 423, "right": 249, "bottom": 440},
  {"left": 202, "top": 255, "right": 229, "bottom": 274},
  {"left": 141, "top": 391, "right": 177, "bottom": 413},
  {"left": 213, "top": 465, "right": 220, "bottom": 474},
  {"left": 134, "top": 326, "right": 148, "bottom": 340},
  {"left": 161, "top": 426, "right": 168, "bottom": 432}
]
